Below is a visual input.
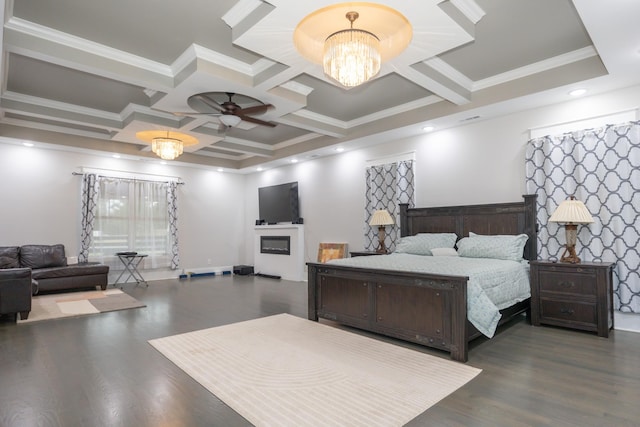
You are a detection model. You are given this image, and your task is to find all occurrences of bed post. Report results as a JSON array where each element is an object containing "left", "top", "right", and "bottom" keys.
[
  {"left": 307, "top": 264, "right": 318, "bottom": 321},
  {"left": 523, "top": 194, "right": 538, "bottom": 261},
  {"left": 399, "top": 203, "right": 410, "bottom": 237},
  {"left": 450, "top": 281, "right": 468, "bottom": 362}
]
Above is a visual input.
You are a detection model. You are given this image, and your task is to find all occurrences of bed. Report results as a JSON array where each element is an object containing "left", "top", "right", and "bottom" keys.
[{"left": 307, "top": 195, "right": 538, "bottom": 362}]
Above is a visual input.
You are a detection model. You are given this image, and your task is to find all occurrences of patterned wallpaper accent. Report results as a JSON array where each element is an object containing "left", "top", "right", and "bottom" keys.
[{"left": 525, "top": 122, "right": 640, "bottom": 312}]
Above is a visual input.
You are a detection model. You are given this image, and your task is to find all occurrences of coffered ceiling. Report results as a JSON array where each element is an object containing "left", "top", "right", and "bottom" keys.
[{"left": 1, "top": 0, "right": 639, "bottom": 171}]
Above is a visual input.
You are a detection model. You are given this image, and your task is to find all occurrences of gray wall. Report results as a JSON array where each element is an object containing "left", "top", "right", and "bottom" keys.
[
  {"left": 0, "top": 146, "right": 247, "bottom": 280},
  {"left": 243, "top": 85, "right": 640, "bottom": 268},
  {"left": 1, "top": 84, "right": 638, "bottom": 280}
]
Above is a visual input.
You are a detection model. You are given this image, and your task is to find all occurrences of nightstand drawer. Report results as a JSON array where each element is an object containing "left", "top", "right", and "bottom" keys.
[
  {"left": 539, "top": 299, "right": 597, "bottom": 325},
  {"left": 538, "top": 270, "right": 597, "bottom": 296}
]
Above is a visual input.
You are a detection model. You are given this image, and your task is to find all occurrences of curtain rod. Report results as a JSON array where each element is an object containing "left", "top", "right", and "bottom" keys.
[
  {"left": 77, "top": 166, "right": 182, "bottom": 180},
  {"left": 71, "top": 172, "right": 185, "bottom": 185}
]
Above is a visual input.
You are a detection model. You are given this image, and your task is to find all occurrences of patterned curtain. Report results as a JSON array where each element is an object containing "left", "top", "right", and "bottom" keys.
[
  {"left": 80, "top": 176, "right": 180, "bottom": 271},
  {"left": 167, "top": 181, "right": 180, "bottom": 270},
  {"left": 525, "top": 121, "right": 640, "bottom": 313},
  {"left": 79, "top": 173, "right": 98, "bottom": 263},
  {"left": 364, "top": 160, "right": 415, "bottom": 252}
]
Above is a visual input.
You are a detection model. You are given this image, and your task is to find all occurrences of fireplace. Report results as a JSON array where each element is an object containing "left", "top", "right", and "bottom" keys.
[
  {"left": 254, "top": 225, "right": 304, "bottom": 281},
  {"left": 260, "top": 236, "right": 291, "bottom": 255}
]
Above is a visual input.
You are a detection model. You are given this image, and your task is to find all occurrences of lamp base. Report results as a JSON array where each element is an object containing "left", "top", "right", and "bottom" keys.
[
  {"left": 559, "top": 244, "right": 581, "bottom": 264},
  {"left": 376, "top": 226, "right": 388, "bottom": 254},
  {"left": 560, "top": 224, "right": 581, "bottom": 263}
]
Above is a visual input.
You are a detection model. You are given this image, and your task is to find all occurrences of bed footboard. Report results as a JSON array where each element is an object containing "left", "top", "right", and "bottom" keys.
[{"left": 308, "top": 263, "right": 470, "bottom": 362}]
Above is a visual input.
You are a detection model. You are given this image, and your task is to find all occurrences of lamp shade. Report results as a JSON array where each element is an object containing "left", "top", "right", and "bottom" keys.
[
  {"left": 369, "top": 209, "right": 394, "bottom": 226},
  {"left": 549, "top": 197, "right": 594, "bottom": 224}
]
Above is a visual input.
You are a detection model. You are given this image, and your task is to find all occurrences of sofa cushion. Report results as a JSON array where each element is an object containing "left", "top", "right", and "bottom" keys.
[
  {"left": 31, "top": 263, "right": 109, "bottom": 280},
  {"left": 20, "top": 244, "right": 67, "bottom": 269},
  {"left": 0, "top": 246, "right": 20, "bottom": 269}
]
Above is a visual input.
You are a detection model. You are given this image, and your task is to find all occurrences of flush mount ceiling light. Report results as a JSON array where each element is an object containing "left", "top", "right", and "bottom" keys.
[
  {"left": 569, "top": 88, "right": 587, "bottom": 97},
  {"left": 294, "top": 3, "right": 412, "bottom": 87},
  {"left": 136, "top": 130, "right": 198, "bottom": 161}
]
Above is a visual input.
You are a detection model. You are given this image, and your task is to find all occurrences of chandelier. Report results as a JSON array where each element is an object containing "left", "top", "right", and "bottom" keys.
[
  {"left": 135, "top": 130, "right": 198, "bottom": 161},
  {"left": 152, "top": 136, "right": 183, "bottom": 160},
  {"left": 323, "top": 12, "right": 380, "bottom": 87},
  {"left": 294, "top": 3, "right": 412, "bottom": 89}
]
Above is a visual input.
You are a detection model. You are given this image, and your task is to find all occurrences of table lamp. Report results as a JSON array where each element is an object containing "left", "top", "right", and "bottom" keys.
[
  {"left": 369, "top": 209, "right": 395, "bottom": 253},
  {"left": 548, "top": 196, "right": 594, "bottom": 263}
]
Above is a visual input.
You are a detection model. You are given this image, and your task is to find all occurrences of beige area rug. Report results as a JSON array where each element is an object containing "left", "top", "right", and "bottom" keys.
[
  {"left": 18, "top": 289, "right": 145, "bottom": 324},
  {"left": 149, "top": 313, "right": 481, "bottom": 427}
]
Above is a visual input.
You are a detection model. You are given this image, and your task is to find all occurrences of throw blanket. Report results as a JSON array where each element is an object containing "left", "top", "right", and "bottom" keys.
[{"left": 327, "top": 253, "right": 530, "bottom": 337}]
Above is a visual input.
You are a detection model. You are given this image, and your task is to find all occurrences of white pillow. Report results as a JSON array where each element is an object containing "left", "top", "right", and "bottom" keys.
[{"left": 430, "top": 247, "right": 459, "bottom": 257}]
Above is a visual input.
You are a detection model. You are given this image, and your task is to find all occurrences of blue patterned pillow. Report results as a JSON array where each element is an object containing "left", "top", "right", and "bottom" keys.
[
  {"left": 457, "top": 233, "right": 529, "bottom": 261},
  {"left": 395, "top": 233, "right": 458, "bottom": 256}
]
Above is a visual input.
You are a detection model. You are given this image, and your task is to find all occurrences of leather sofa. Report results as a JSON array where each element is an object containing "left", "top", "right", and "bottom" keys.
[
  {"left": 0, "top": 267, "right": 32, "bottom": 320},
  {"left": 0, "top": 244, "right": 109, "bottom": 297}
]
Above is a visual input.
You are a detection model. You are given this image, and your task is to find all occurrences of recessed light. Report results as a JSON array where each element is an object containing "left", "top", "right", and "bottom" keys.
[
  {"left": 569, "top": 88, "right": 587, "bottom": 97},
  {"left": 217, "top": 168, "right": 224, "bottom": 172},
  {"left": 335, "top": 147, "right": 345, "bottom": 152},
  {"left": 23, "top": 142, "right": 34, "bottom": 147},
  {"left": 160, "top": 161, "right": 167, "bottom": 165},
  {"left": 112, "top": 154, "right": 121, "bottom": 159},
  {"left": 291, "top": 159, "right": 298, "bottom": 163},
  {"left": 422, "top": 125, "right": 434, "bottom": 132},
  {"left": 257, "top": 167, "right": 263, "bottom": 172}
]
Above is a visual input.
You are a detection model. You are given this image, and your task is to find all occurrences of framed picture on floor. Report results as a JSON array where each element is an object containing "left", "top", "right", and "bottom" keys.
[{"left": 317, "top": 243, "right": 347, "bottom": 263}]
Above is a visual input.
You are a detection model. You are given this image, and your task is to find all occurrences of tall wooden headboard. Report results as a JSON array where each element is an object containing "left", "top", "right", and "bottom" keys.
[{"left": 399, "top": 194, "right": 538, "bottom": 261}]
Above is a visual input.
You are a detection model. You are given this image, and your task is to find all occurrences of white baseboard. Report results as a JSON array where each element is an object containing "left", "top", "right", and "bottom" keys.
[{"left": 614, "top": 311, "right": 640, "bottom": 333}]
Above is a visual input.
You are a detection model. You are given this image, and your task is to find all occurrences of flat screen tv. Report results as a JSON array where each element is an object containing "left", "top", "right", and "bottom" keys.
[{"left": 258, "top": 181, "right": 300, "bottom": 224}]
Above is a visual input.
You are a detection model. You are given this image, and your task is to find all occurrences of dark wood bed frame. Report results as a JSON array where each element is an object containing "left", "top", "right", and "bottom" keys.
[{"left": 307, "top": 194, "right": 538, "bottom": 362}]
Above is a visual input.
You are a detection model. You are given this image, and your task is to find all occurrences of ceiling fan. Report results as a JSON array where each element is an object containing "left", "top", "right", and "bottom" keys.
[{"left": 172, "top": 92, "right": 276, "bottom": 131}]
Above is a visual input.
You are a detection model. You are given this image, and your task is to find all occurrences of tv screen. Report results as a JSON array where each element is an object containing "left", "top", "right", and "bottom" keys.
[{"left": 258, "top": 182, "right": 300, "bottom": 224}]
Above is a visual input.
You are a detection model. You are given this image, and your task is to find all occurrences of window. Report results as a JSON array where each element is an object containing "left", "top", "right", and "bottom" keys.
[{"left": 89, "top": 178, "right": 173, "bottom": 269}]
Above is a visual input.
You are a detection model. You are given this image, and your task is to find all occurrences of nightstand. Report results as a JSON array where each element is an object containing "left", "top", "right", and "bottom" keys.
[
  {"left": 349, "top": 251, "right": 384, "bottom": 257},
  {"left": 530, "top": 260, "right": 614, "bottom": 337}
]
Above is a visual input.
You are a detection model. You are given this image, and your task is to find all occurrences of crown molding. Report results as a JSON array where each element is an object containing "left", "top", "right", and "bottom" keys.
[
  {"left": 450, "top": 0, "right": 486, "bottom": 24},
  {"left": 474, "top": 46, "right": 598, "bottom": 91},
  {"left": 5, "top": 17, "right": 172, "bottom": 77},
  {"left": 221, "top": 0, "right": 263, "bottom": 28}
]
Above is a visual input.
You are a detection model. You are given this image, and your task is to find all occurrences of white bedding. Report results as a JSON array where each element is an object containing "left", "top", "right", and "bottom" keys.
[{"left": 327, "top": 253, "right": 530, "bottom": 338}]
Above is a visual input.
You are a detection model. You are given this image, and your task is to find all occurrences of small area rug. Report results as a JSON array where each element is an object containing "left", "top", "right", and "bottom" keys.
[
  {"left": 19, "top": 288, "right": 145, "bottom": 324},
  {"left": 149, "top": 313, "right": 481, "bottom": 426}
]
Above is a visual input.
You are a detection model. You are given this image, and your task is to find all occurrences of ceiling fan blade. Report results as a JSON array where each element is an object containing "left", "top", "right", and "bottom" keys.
[
  {"left": 236, "top": 104, "right": 272, "bottom": 116},
  {"left": 194, "top": 93, "right": 225, "bottom": 112},
  {"left": 172, "top": 111, "right": 221, "bottom": 117},
  {"left": 239, "top": 115, "right": 277, "bottom": 127}
]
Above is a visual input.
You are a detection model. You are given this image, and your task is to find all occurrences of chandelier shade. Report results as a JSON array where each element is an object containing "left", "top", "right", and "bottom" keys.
[
  {"left": 323, "top": 12, "right": 381, "bottom": 87},
  {"left": 294, "top": 3, "right": 412, "bottom": 88},
  {"left": 151, "top": 137, "right": 183, "bottom": 160},
  {"left": 136, "top": 130, "right": 198, "bottom": 161}
]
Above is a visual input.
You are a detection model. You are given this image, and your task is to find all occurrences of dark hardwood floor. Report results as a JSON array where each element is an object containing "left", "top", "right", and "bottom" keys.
[{"left": 1, "top": 275, "right": 638, "bottom": 427}]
